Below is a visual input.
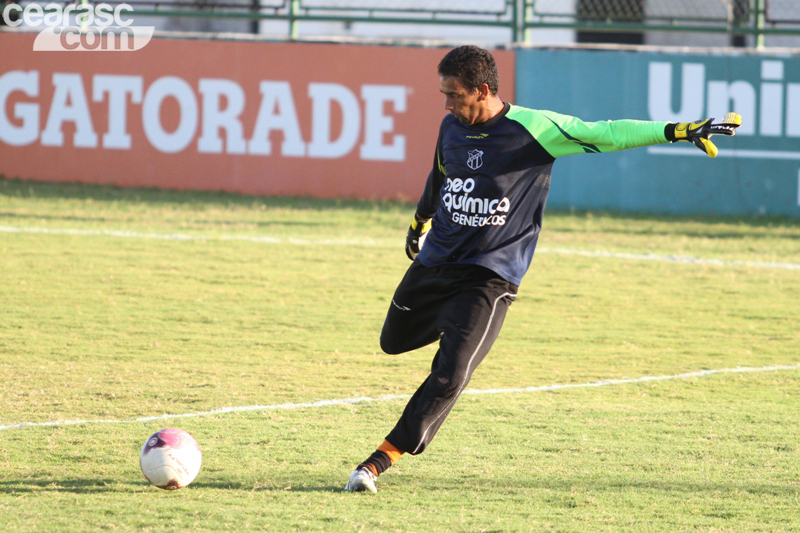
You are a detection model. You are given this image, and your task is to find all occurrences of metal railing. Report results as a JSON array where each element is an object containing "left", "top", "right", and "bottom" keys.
[
  {"left": 3, "top": 0, "right": 799, "bottom": 46},
  {"left": 527, "top": 0, "right": 798, "bottom": 47}
]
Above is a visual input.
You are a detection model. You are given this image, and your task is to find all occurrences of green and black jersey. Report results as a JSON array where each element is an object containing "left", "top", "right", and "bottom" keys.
[{"left": 416, "top": 103, "right": 669, "bottom": 286}]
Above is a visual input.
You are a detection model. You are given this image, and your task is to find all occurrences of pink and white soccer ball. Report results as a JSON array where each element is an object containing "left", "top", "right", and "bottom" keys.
[{"left": 139, "top": 428, "right": 202, "bottom": 489}]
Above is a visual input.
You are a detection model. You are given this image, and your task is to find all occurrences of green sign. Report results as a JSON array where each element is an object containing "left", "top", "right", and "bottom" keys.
[{"left": 516, "top": 49, "right": 800, "bottom": 217}]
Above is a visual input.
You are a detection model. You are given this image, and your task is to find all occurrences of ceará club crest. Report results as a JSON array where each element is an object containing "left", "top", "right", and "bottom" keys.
[{"left": 467, "top": 149, "right": 484, "bottom": 170}]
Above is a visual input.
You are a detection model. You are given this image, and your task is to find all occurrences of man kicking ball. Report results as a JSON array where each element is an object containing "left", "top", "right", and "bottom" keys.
[{"left": 346, "top": 44, "right": 741, "bottom": 493}]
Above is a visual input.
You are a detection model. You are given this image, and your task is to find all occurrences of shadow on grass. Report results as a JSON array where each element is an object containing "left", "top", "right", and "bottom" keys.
[
  {"left": 1, "top": 476, "right": 794, "bottom": 496},
  {"left": 4, "top": 176, "right": 797, "bottom": 238},
  {"left": 192, "top": 477, "right": 800, "bottom": 497},
  {"left": 0, "top": 177, "right": 412, "bottom": 212},
  {"left": 0, "top": 209, "right": 327, "bottom": 228},
  {"left": 257, "top": 486, "right": 344, "bottom": 493},
  {"left": 0, "top": 479, "right": 143, "bottom": 493},
  {"left": 188, "top": 481, "right": 343, "bottom": 492},
  {"left": 0, "top": 479, "right": 345, "bottom": 494},
  {"left": 465, "top": 475, "right": 800, "bottom": 498}
]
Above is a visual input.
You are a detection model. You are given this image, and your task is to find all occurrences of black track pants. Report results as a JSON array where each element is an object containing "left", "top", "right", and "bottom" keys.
[{"left": 380, "top": 261, "right": 518, "bottom": 455}]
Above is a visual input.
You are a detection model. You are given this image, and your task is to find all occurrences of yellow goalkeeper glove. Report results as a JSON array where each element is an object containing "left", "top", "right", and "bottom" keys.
[
  {"left": 405, "top": 214, "right": 432, "bottom": 260},
  {"left": 668, "top": 112, "right": 742, "bottom": 158}
]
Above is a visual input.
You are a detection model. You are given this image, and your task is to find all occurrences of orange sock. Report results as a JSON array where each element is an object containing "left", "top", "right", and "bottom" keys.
[
  {"left": 378, "top": 440, "right": 404, "bottom": 465},
  {"left": 359, "top": 440, "right": 405, "bottom": 477}
]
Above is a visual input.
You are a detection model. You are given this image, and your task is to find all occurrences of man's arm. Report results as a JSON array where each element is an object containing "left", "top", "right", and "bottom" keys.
[
  {"left": 508, "top": 106, "right": 741, "bottom": 159},
  {"left": 510, "top": 107, "right": 668, "bottom": 157},
  {"left": 406, "top": 121, "right": 447, "bottom": 260},
  {"left": 415, "top": 122, "right": 447, "bottom": 219}
]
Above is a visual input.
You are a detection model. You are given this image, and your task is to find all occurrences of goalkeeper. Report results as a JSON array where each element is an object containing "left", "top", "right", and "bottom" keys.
[{"left": 345, "top": 45, "right": 741, "bottom": 493}]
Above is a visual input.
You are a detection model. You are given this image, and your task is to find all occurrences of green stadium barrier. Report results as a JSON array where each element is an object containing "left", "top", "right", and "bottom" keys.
[{"left": 516, "top": 48, "right": 800, "bottom": 218}]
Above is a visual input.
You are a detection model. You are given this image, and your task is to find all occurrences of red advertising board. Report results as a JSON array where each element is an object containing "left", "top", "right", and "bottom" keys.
[{"left": 0, "top": 34, "right": 515, "bottom": 200}]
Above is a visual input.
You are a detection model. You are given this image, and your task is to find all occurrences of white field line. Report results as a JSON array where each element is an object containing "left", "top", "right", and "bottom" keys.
[
  {"left": 0, "top": 225, "right": 384, "bottom": 247},
  {"left": 536, "top": 246, "right": 800, "bottom": 271},
  {"left": 2, "top": 364, "right": 799, "bottom": 431},
  {"left": 2, "top": 224, "right": 799, "bottom": 270}
]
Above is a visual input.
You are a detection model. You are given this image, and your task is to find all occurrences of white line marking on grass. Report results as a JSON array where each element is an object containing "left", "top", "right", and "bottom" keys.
[
  {"left": 463, "top": 364, "right": 800, "bottom": 395},
  {"left": 0, "top": 225, "right": 384, "bottom": 247},
  {"left": 536, "top": 247, "right": 800, "bottom": 271},
  {"left": 0, "top": 394, "right": 412, "bottom": 431},
  {"left": 3, "top": 364, "right": 799, "bottom": 431},
  {"left": 2, "top": 225, "right": 800, "bottom": 270}
]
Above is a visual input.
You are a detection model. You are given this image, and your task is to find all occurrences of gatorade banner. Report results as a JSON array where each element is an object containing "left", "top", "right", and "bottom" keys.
[{"left": 0, "top": 33, "right": 515, "bottom": 200}]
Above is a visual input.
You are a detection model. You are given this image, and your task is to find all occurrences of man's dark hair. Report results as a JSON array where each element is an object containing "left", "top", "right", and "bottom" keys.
[{"left": 437, "top": 45, "right": 499, "bottom": 95}]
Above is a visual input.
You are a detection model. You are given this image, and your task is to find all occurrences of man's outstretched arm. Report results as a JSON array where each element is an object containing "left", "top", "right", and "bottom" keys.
[{"left": 509, "top": 107, "right": 742, "bottom": 159}]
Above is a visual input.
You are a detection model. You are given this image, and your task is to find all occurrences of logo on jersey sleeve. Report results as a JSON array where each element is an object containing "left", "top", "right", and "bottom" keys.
[{"left": 466, "top": 149, "right": 484, "bottom": 170}]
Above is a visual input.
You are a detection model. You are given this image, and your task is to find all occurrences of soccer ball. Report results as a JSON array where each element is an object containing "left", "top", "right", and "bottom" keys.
[{"left": 139, "top": 428, "right": 202, "bottom": 490}]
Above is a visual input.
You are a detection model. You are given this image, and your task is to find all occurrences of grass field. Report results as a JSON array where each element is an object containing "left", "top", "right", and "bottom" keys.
[{"left": 1, "top": 178, "right": 799, "bottom": 532}]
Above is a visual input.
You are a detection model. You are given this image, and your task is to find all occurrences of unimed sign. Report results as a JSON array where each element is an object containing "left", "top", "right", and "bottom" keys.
[
  {"left": 515, "top": 48, "right": 800, "bottom": 217},
  {"left": 0, "top": 34, "right": 515, "bottom": 200}
]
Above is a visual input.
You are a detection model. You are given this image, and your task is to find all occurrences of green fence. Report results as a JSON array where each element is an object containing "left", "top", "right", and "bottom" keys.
[
  {"left": 527, "top": 0, "right": 799, "bottom": 47},
  {"left": 6, "top": 1, "right": 799, "bottom": 45}
]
